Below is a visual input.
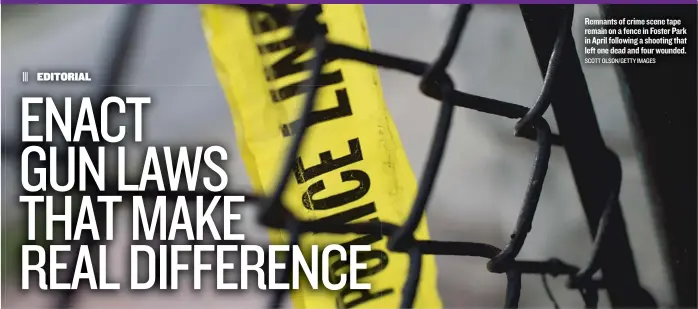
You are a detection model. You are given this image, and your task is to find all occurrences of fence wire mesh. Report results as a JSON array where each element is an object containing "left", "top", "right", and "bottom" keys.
[{"left": 9, "top": 4, "right": 661, "bottom": 309}]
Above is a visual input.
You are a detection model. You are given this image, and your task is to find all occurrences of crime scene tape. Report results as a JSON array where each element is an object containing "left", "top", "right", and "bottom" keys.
[{"left": 200, "top": 4, "right": 442, "bottom": 309}]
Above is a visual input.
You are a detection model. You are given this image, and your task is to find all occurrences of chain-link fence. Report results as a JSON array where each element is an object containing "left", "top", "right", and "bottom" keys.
[{"left": 6, "top": 4, "right": 669, "bottom": 309}]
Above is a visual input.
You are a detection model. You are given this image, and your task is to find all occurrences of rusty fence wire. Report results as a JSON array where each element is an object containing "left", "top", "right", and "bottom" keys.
[{"left": 7, "top": 4, "right": 661, "bottom": 309}]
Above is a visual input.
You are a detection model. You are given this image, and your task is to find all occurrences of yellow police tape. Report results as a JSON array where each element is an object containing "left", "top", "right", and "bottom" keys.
[{"left": 200, "top": 4, "right": 442, "bottom": 309}]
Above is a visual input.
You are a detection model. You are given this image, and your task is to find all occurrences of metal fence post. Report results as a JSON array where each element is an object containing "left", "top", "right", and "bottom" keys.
[{"left": 520, "top": 5, "right": 657, "bottom": 308}]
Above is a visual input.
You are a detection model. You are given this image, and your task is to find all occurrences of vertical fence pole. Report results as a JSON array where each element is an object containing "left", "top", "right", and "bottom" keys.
[
  {"left": 598, "top": 5, "right": 697, "bottom": 308},
  {"left": 519, "top": 5, "right": 656, "bottom": 308}
]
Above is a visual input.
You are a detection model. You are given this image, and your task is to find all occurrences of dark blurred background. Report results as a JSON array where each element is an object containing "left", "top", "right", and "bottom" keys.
[{"left": 1, "top": 4, "right": 674, "bottom": 308}]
